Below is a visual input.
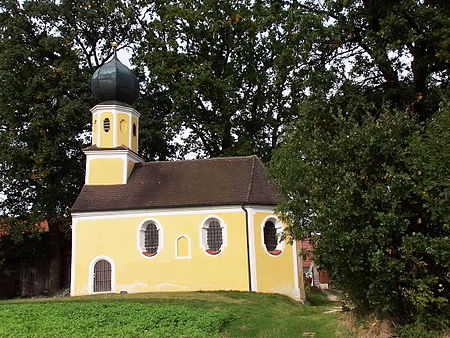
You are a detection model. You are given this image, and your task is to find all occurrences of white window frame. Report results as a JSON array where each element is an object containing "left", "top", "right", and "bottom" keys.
[
  {"left": 88, "top": 255, "right": 115, "bottom": 294},
  {"left": 137, "top": 218, "right": 163, "bottom": 258},
  {"left": 199, "top": 215, "right": 227, "bottom": 256},
  {"left": 261, "top": 215, "right": 285, "bottom": 256}
]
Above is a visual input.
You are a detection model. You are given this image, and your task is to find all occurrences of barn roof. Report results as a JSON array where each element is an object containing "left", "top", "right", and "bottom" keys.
[{"left": 71, "top": 155, "right": 280, "bottom": 212}]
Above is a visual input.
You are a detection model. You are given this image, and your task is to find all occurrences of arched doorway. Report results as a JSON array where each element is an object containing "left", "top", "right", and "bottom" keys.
[{"left": 93, "top": 259, "right": 111, "bottom": 292}]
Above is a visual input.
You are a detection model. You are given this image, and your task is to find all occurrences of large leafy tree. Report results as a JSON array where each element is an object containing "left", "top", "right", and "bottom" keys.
[
  {"left": 132, "top": 0, "right": 304, "bottom": 161},
  {"left": 0, "top": 0, "right": 91, "bottom": 290},
  {"left": 270, "top": 0, "right": 449, "bottom": 328},
  {"left": 0, "top": 0, "right": 142, "bottom": 291}
]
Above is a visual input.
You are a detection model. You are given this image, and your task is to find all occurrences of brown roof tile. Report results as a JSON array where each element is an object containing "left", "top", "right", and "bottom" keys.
[{"left": 71, "top": 156, "right": 280, "bottom": 212}]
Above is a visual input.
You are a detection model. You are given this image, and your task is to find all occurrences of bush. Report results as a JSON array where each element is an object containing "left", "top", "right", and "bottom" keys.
[
  {"left": 271, "top": 107, "right": 450, "bottom": 328},
  {"left": 0, "top": 301, "right": 235, "bottom": 337}
]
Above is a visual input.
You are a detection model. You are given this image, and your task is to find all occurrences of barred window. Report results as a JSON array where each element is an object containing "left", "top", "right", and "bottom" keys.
[
  {"left": 264, "top": 220, "right": 282, "bottom": 255},
  {"left": 140, "top": 221, "right": 161, "bottom": 257},
  {"left": 203, "top": 219, "right": 223, "bottom": 255}
]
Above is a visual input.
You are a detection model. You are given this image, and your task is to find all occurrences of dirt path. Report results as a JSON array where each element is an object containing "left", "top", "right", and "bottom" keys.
[{"left": 321, "top": 289, "right": 339, "bottom": 302}]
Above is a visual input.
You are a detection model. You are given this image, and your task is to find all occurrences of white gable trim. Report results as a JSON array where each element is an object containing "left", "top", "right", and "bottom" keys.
[
  {"left": 70, "top": 219, "right": 78, "bottom": 296},
  {"left": 292, "top": 239, "right": 300, "bottom": 295},
  {"left": 244, "top": 207, "right": 258, "bottom": 292}
]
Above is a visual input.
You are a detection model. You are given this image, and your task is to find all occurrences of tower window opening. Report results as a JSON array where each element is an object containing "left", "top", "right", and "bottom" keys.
[
  {"left": 103, "top": 118, "right": 111, "bottom": 132},
  {"left": 133, "top": 123, "right": 137, "bottom": 137}
]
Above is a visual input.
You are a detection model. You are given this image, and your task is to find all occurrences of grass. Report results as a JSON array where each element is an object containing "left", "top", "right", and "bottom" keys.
[{"left": 0, "top": 289, "right": 348, "bottom": 337}]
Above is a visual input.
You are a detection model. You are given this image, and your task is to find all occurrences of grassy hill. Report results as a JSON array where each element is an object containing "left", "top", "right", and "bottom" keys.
[{"left": 0, "top": 289, "right": 347, "bottom": 337}]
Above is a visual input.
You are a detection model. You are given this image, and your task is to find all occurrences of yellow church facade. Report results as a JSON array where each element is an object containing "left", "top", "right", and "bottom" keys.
[
  {"left": 70, "top": 52, "right": 302, "bottom": 301},
  {"left": 71, "top": 206, "right": 300, "bottom": 299}
]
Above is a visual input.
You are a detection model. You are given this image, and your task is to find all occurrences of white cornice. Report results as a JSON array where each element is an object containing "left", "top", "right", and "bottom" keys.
[
  {"left": 71, "top": 205, "right": 248, "bottom": 219},
  {"left": 90, "top": 104, "right": 141, "bottom": 119},
  {"left": 84, "top": 149, "right": 144, "bottom": 163}
]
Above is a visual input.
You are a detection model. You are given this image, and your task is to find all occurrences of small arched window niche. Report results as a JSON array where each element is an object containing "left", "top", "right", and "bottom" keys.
[
  {"left": 138, "top": 220, "right": 162, "bottom": 257},
  {"left": 176, "top": 235, "right": 190, "bottom": 259},
  {"left": 262, "top": 218, "right": 284, "bottom": 256},
  {"left": 201, "top": 217, "right": 225, "bottom": 255},
  {"left": 119, "top": 119, "right": 127, "bottom": 134}
]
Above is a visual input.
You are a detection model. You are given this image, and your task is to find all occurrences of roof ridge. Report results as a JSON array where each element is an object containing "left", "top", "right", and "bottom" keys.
[
  {"left": 138, "top": 155, "right": 259, "bottom": 165},
  {"left": 245, "top": 156, "right": 257, "bottom": 202}
]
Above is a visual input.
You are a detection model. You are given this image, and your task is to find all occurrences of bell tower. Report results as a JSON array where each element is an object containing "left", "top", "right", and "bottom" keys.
[{"left": 85, "top": 44, "right": 143, "bottom": 185}]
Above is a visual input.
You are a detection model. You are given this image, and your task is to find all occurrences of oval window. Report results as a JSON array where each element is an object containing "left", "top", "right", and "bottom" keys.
[
  {"left": 264, "top": 220, "right": 282, "bottom": 255},
  {"left": 143, "top": 223, "right": 159, "bottom": 257},
  {"left": 202, "top": 219, "right": 223, "bottom": 255}
]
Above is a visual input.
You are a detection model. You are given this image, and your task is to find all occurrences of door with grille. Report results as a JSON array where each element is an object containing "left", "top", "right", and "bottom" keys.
[{"left": 93, "top": 259, "right": 111, "bottom": 292}]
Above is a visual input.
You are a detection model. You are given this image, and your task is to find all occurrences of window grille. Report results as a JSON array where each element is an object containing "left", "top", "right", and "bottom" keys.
[
  {"left": 144, "top": 223, "right": 159, "bottom": 255},
  {"left": 103, "top": 118, "right": 110, "bottom": 132},
  {"left": 206, "top": 220, "right": 223, "bottom": 252},
  {"left": 93, "top": 260, "right": 111, "bottom": 292},
  {"left": 264, "top": 221, "right": 278, "bottom": 252}
]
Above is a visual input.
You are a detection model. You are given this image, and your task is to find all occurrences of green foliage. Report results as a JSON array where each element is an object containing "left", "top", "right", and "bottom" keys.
[
  {"left": 272, "top": 105, "right": 449, "bottom": 326},
  {"left": 0, "top": 291, "right": 344, "bottom": 337},
  {"left": 0, "top": 1, "right": 90, "bottom": 227},
  {"left": 0, "top": 302, "right": 234, "bottom": 337},
  {"left": 132, "top": 0, "right": 303, "bottom": 160},
  {"left": 270, "top": 0, "right": 449, "bottom": 329}
]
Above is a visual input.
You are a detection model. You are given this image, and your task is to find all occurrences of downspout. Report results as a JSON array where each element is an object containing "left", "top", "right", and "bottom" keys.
[{"left": 242, "top": 204, "right": 252, "bottom": 292}]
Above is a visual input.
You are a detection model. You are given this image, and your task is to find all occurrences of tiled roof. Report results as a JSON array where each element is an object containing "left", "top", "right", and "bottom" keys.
[{"left": 71, "top": 155, "right": 280, "bottom": 212}]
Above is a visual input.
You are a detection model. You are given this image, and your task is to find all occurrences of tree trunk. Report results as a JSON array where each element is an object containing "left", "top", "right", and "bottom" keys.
[{"left": 47, "top": 222, "right": 62, "bottom": 295}]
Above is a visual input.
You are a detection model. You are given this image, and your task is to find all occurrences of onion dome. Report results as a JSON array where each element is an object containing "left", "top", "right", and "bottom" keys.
[{"left": 90, "top": 50, "right": 139, "bottom": 106}]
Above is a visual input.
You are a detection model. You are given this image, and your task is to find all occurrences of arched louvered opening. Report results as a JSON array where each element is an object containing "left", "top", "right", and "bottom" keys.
[
  {"left": 205, "top": 220, "right": 223, "bottom": 255},
  {"left": 93, "top": 259, "right": 111, "bottom": 292},
  {"left": 103, "top": 118, "right": 110, "bottom": 132},
  {"left": 264, "top": 220, "right": 281, "bottom": 255},
  {"left": 143, "top": 223, "right": 159, "bottom": 257}
]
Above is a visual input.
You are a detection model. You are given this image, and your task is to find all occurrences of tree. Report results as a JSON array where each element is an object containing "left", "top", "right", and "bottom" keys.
[
  {"left": 0, "top": 0, "right": 144, "bottom": 292},
  {"left": 0, "top": 0, "right": 92, "bottom": 292},
  {"left": 132, "top": 0, "right": 304, "bottom": 161},
  {"left": 270, "top": 0, "right": 449, "bottom": 328}
]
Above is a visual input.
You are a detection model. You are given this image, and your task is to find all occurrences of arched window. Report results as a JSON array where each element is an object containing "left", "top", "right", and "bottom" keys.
[
  {"left": 93, "top": 259, "right": 111, "bottom": 292},
  {"left": 144, "top": 223, "right": 158, "bottom": 256},
  {"left": 202, "top": 219, "right": 224, "bottom": 255},
  {"left": 139, "top": 221, "right": 161, "bottom": 257},
  {"left": 263, "top": 220, "right": 283, "bottom": 256}
]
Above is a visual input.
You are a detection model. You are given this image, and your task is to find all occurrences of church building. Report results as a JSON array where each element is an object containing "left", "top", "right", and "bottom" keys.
[{"left": 70, "top": 51, "right": 302, "bottom": 301}]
